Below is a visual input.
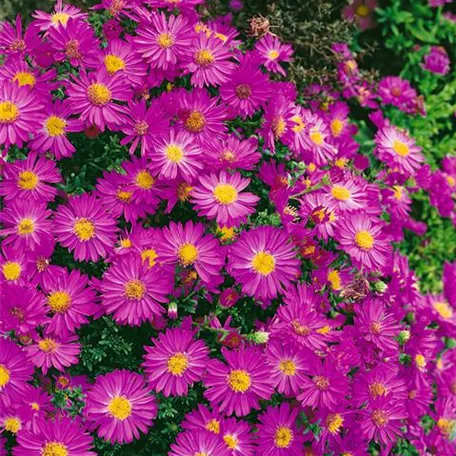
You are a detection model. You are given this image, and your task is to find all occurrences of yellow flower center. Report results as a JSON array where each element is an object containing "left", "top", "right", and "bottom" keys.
[
  {"left": 227, "top": 369, "right": 251, "bottom": 392},
  {"left": 45, "top": 116, "right": 66, "bottom": 137},
  {"left": 185, "top": 111, "right": 206, "bottom": 133},
  {"left": 251, "top": 251, "right": 276, "bottom": 276},
  {"left": 0, "top": 365, "right": 10, "bottom": 387},
  {"left": 104, "top": 54, "right": 126, "bottom": 75},
  {"left": 0, "top": 101, "right": 20, "bottom": 124},
  {"left": 165, "top": 144, "right": 184, "bottom": 163},
  {"left": 195, "top": 454, "right": 209, "bottom": 456},
  {"left": 124, "top": 279, "right": 146, "bottom": 300},
  {"left": 178, "top": 243, "right": 199, "bottom": 265},
  {"left": 205, "top": 419, "right": 220, "bottom": 434},
  {"left": 107, "top": 396, "right": 132, "bottom": 421},
  {"left": 313, "top": 375, "right": 330, "bottom": 391},
  {"left": 355, "top": 230, "right": 374, "bottom": 250},
  {"left": 268, "top": 49, "right": 279, "bottom": 60},
  {"left": 279, "top": 359, "right": 296, "bottom": 376},
  {"left": 2, "top": 262, "right": 21, "bottom": 281},
  {"left": 87, "top": 83, "right": 111, "bottom": 106},
  {"left": 73, "top": 218, "right": 95, "bottom": 241},
  {"left": 194, "top": 49, "right": 215, "bottom": 66},
  {"left": 415, "top": 354, "right": 426, "bottom": 369},
  {"left": 331, "top": 119, "right": 344, "bottom": 137},
  {"left": 335, "top": 158, "right": 348, "bottom": 168},
  {"left": 331, "top": 185, "right": 351, "bottom": 201},
  {"left": 134, "top": 120, "right": 149, "bottom": 135},
  {"left": 223, "top": 434, "right": 238, "bottom": 449},
  {"left": 447, "top": 176, "right": 455, "bottom": 187},
  {"left": 47, "top": 291, "right": 71, "bottom": 313},
  {"left": 356, "top": 4, "right": 370, "bottom": 18},
  {"left": 177, "top": 182, "right": 193, "bottom": 201},
  {"left": 291, "top": 115, "right": 304, "bottom": 133},
  {"left": 310, "top": 130, "right": 324, "bottom": 146},
  {"left": 393, "top": 185, "right": 403, "bottom": 200},
  {"left": 135, "top": 170, "right": 155, "bottom": 189},
  {"left": 157, "top": 33, "right": 174, "bottom": 48},
  {"left": 327, "top": 270, "right": 342, "bottom": 290},
  {"left": 31, "top": 402, "right": 40, "bottom": 411},
  {"left": 38, "top": 338, "right": 59, "bottom": 353},
  {"left": 274, "top": 426, "right": 293, "bottom": 448},
  {"left": 18, "top": 171, "right": 39, "bottom": 190},
  {"left": 369, "top": 381, "right": 387, "bottom": 398},
  {"left": 371, "top": 409, "right": 388, "bottom": 427},
  {"left": 4, "top": 417, "right": 21, "bottom": 434},
  {"left": 166, "top": 352, "right": 189, "bottom": 376},
  {"left": 51, "top": 12, "right": 70, "bottom": 25},
  {"left": 326, "top": 413, "right": 344, "bottom": 434},
  {"left": 42, "top": 442, "right": 68, "bottom": 456},
  {"left": 141, "top": 248, "right": 158, "bottom": 268},
  {"left": 272, "top": 117, "right": 286, "bottom": 139},
  {"left": 120, "top": 238, "right": 132, "bottom": 248},
  {"left": 213, "top": 184, "right": 238, "bottom": 205},
  {"left": 433, "top": 301, "right": 453, "bottom": 320},
  {"left": 116, "top": 190, "right": 132, "bottom": 202},
  {"left": 13, "top": 71, "right": 36, "bottom": 88},
  {"left": 392, "top": 140, "right": 410, "bottom": 157},
  {"left": 216, "top": 225, "right": 235, "bottom": 241},
  {"left": 18, "top": 218, "right": 35, "bottom": 235}
]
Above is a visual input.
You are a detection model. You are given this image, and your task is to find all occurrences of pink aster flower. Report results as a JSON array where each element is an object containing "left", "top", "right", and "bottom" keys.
[
  {"left": 325, "top": 178, "right": 367, "bottom": 212},
  {"left": 255, "top": 34, "right": 293, "bottom": 76},
  {"left": 0, "top": 153, "right": 60, "bottom": 204},
  {"left": 336, "top": 214, "right": 391, "bottom": 271},
  {"left": 377, "top": 76, "right": 417, "bottom": 112},
  {"left": 66, "top": 68, "right": 130, "bottom": 132},
  {"left": 169, "top": 430, "right": 231, "bottom": 456},
  {"left": 149, "top": 128, "right": 203, "bottom": 181},
  {"left": 161, "top": 221, "right": 225, "bottom": 285},
  {"left": 41, "top": 268, "right": 98, "bottom": 337},
  {"left": 220, "top": 417, "right": 256, "bottom": 456},
  {"left": 375, "top": 126, "right": 424, "bottom": 175},
  {"left": 422, "top": 46, "right": 451, "bottom": 76},
  {"left": 301, "top": 114, "right": 337, "bottom": 165},
  {"left": 24, "top": 333, "right": 80, "bottom": 375},
  {"left": 204, "top": 347, "right": 274, "bottom": 417},
  {"left": 120, "top": 99, "right": 170, "bottom": 156},
  {"left": 0, "top": 200, "right": 52, "bottom": 252},
  {"left": 100, "top": 254, "right": 171, "bottom": 326},
  {"left": 0, "top": 82, "right": 42, "bottom": 149},
  {"left": 47, "top": 18, "right": 100, "bottom": 67},
  {"left": 192, "top": 171, "right": 259, "bottom": 227},
  {"left": 32, "top": 0, "right": 88, "bottom": 31},
  {"left": 297, "top": 358, "right": 349, "bottom": 409},
  {"left": 219, "top": 54, "right": 271, "bottom": 118},
  {"left": 359, "top": 397, "right": 406, "bottom": 445},
  {"left": 227, "top": 226, "right": 300, "bottom": 300},
  {"left": 143, "top": 327, "right": 209, "bottom": 397},
  {"left": 84, "top": 370, "right": 157, "bottom": 445},
  {"left": 0, "top": 338, "right": 34, "bottom": 404},
  {"left": 0, "top": 245, "right": 30, "bottom": 285},
  {"left": 53, "top": 193, "right": 118, "bottom": 262},
  {"left": 28, "top": 99, "right": 83, "bottom": 159},
  {"left": 256, "top": 403, "right": 305, "bottom": 456},
  {"left": 0, "top": 15, "right": 41, "bottom": 57},
  {"left": 181, "top": 404, "right": 224, "bottom": 435},
  {"left": 343, "top": 0, "right": 378, "bottom": 31},
  {"left": 134, "top": 12, "right": 194, "bottom": 70},
  {"left": 14, "top": 416, "right": 95, "bottom": 456}
]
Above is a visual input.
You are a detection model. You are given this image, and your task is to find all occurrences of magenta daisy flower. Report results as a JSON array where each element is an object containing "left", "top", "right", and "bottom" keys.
[
  {"left": 120, "top": 99, "right": 170, "bottom": 156},
  {"left": 0, "top": 200, "right": 52, "bottom": 252},
  {"left": 184, "top": 33, "right": 236, "bottom": 88},
  {"left": 0, "top": 338, "right": 34, "bottom": 403},
  {"left": 0, "top": 152, "right": 60, "bottom": 204},
  {"left": 297, "top": 358, "right": 349, "bottom": 409},
  {"left": 0, "top": 15, "right": 41, "bottom": 57},
  {"left": 66, "top": 68, "right": 130, "bottom": 132},
  {"left": 256, "top": 403, "right": 305, "bottom": 456},
  {"left": 336, "top": 214, "right": 391, "bottom": 271},
  {"left": 100, "top": 254, "right": 171, "bottom": 326},
  {"left": 359, "top": 397, "right": 406, "bottom": 445},
  {"left": 377, "top": 76, "right": 417, "bottom": 111},
  {"left": 28, "top": 99, "right": 83, "bottom": 159},
  {"left": 32, "top": 0, "right": 88, "bottom": 31},
  {"left": 204, "top": 347, "right": 274, "bottom": 417},
  {"left": 301, "top": 114, "right": 337, "bottom": 165},
  {"left": 42, "top": 268, "right": 98, "bottom": 337},
  {"left": 192, "top": 171, "right": 259, "bottom": 227},
  {"left": 149, "top": 128, "right": 203, "bottom": 181},
  {"left": 227, "top": 226, "right": 300, "bottom": 300},
  {"left": 161, "top": 221, "right": 225, "bottom": 284},
  {"left": 181, "top": 404, "right": 224, "bottom": 435},
  {"left": 375, "top": 126, "right": 424, "bottom": 175},
  {"left": 53, "top": 193, "right": 118, "bottom": 262},
  {"left": 143, "top": 327, "right": 209, "bottom": 396},
  {"left": 14, "top": 416, "right": 95, "bottom": 456},
  {"left": 170, "top": 430, "right": 231, "bottom": 456},
  {"left": 24, "top": 333, "right": 80, "bottom": 375},
  {"left": 255, "top": 34, "right": 293, "bottom": 76},
  {"left": 84, "top": 370, "right": 157, "bottom": 445},
  {"left": 0, "top": 245, "right": 30, "bottom": 284},
  {"left": 219, "top": 55, "right": 271, "bottom": 118},
  {"left": 134, "top": 12, "right": 193, "bottom": 70},
  {"left": 0, "top": 82, "right": 42, "bottom": 149},
  {"left": 325, "top": 178, "right": 367, "bottom": 212},
  {"left": 221, "top": 417, "right": 256, "bottom": 456}
]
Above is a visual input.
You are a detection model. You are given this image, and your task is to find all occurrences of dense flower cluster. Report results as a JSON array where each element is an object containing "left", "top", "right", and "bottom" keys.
[{"left": 0, "top": 0, "right": 455, "bottom": 455}]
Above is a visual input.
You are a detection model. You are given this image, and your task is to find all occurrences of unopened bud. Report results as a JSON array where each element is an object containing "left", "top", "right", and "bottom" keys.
[
  {"left": 168, "top": 302, "right": 178, "bottom": 320},
  {"left": 249, "top": 331, "right": 269, "bottom": 344},
  {"left": 398, "top": 330, "right": 410, "bottom": 345}
]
